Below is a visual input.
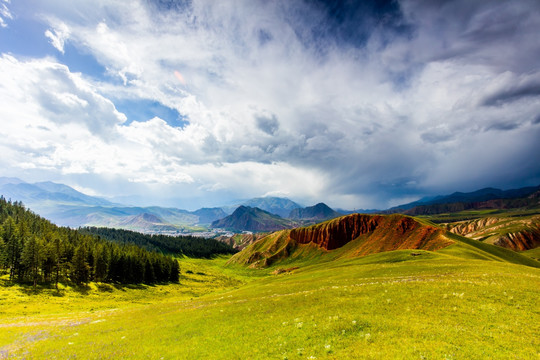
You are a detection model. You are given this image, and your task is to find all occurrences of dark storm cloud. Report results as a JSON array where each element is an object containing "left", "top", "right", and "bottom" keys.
[
  {"left": 257, "top": 29, "right": 273, "bottom": 46},
  {"left": 402, "top": 0, "right": 540, "bottom": 72},
  {"left": 283, "top": 0, "right": 413, "bottom": 59},
  {"left": 255, "top": 114, "right": 279, "bottom": 135},
  {"left": 147, "top": 0, "right": 192, "bottom": 12},
  {"left": 486, "top": 121, "right": 521, "bottom": 132},
  {"left": 311, "top": 0, "right": 411, "bottom": 45},
  {"left": 420, "top": 130, "right": 454, "bottom": 144},
  {"left": 481, "top": 82, "right": 540, "bottom": 107}
]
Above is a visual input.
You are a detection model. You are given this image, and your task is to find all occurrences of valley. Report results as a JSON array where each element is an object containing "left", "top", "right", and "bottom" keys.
[
  {"left": 1, "top": 183, "right": 540, "bottom": 359},
  {"left": 1, "top": 252, "right": 539, "bottom": 359}
]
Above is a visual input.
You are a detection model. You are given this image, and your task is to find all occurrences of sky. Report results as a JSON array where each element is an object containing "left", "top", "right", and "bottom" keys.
[{"left": 0, "top": 0, "right": 539, "bottom": 210}]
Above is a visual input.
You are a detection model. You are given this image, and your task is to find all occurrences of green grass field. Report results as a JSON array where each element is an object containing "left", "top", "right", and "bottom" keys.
[
  {"left": 417, "top": 208, "right": 540, "bottom": 223},
  {"left": 1, "top": 247, "right": 539, "bottom": 359}
]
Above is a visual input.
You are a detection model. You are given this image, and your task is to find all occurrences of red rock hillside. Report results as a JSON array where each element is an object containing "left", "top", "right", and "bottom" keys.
[
  {"left": 290, "top": 214, "right": 452, "bottom": 254},
  {"left": 446, "top": 215, "right": 540, "bottom": 251},
  {"left": 230, "top": 213, "right": 454, "bottom": 267}
]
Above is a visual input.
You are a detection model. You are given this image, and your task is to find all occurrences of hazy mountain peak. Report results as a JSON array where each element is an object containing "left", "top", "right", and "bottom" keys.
[
  {"left": 240, "top": 197, "right": 302, "bottom": 218},
  {"left": 0, "top": 177, "right": 26, "bottom": 186},
  {"left": 289, "top": 202, "right": 342, "bottom": 221}
]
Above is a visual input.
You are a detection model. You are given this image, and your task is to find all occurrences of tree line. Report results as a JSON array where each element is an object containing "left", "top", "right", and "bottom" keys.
[
  {"left": 0, "top": 197, "right": 179, "bottom": 289},
  {"left": 80, "top": 226, "right": 237, "bottom": 258}
]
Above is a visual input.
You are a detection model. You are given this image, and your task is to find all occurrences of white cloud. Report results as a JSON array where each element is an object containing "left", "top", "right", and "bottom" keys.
[
  {"left": 1, "top": 0, "right": 539, "bottom": 208},
  {"left": 45, "top": 22, "right": 70, "bottom": 53},
  {"left": 0, "top": 1, "right": 12, "bottom": 28}
]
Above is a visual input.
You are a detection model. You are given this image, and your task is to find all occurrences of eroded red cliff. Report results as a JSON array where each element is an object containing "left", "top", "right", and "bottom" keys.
[{"left": 289, "top": 213, "right": 452, "bottom": 253}]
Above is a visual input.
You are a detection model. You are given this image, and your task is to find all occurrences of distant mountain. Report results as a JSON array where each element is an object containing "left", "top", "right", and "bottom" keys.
[
  {"left": 0, "top": 177, "right": 25, "bottom": 186},
  {"left": 192, "top": 207, "right": 228, "bottom": 224},
  {"left": 390, "top": 186, "right": 540, "bottom": 211},
  {"left": 385, "top": 185, "right": 540, "bottom": 216},
  {"left": 0, "top": 178, "right": 113, "bottom": 207},
  {"left": 336, "top": 208, "right": 379, "bottom": 215},
  {"left": 0, "top": 178, "right": 229, "bottom": 231},
  {"left": 211, "top": 206, "right": 296, "bottom": 232},
  {"left": 116, "top": 213, "right": 179, "bottom": 233},
  {"left": 240, "top": 197, "right": 302, "bottom": 218},
  {"left": 39, "top": 204, "right": 219, "bottom": 232},
  {"left": 289, "top": 203, "right": 342, "bottom": 221}
]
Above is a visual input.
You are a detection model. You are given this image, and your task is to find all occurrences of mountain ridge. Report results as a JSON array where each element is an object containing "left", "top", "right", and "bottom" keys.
[
  {"left": 211, "top": 206, "right": 297, "bottom": 232},
  {"left": 389, "top": 185, "right": 540, "bottom": 212},
  {"left": 288, "top": 202, "right": 342, "bottom": 221},
  {"left": 228, "top": 213, "right": 540, "bottom": 269}
]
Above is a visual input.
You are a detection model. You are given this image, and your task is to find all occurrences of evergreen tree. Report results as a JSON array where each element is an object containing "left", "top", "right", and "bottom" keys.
[
  {"left": 21, "top": 234, "right": 42, "bottom": 289},
  {"left": 144, "top": 257, "right": 156, "bottom": 284},
  {"left": 0, "top": 199, "right": 183, "bottom": 288},
  {"left": 3, "top": 216, "right": 21, "bottom": 281},
  {"left": 93, "top": 244, "right": 109, "bottom": 282},
  {"left": 15, "top": 220, "right": 29, "bottom": 281},
  {"left": 72, "top": 244, "right": 90, "bottom": 285},
  {"left": 41, "top": 231, "right": 56, "bottom": 283},
  {"left": 51, "top": 235, "right": 65, "bottom": 290},
  {"left": 0, "top": 223, "right": 6, "bottom": 269},
  {"left": 170, "top": 258, "right": 180, "bottom": 283}
]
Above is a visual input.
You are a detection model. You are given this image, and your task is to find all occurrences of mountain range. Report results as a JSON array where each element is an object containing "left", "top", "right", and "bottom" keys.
[
  {"left": 211, "top": 202, "right": 345, "bottom": 232},
  {"left": 387, "top": 186, "right": 540, "bottom": 215},
  {"left": 0, "top": 177, "right": 337, "bottom": 233},
  {"left": 0, "top": 178, "right": 225, "bottom": 232},
  {"left": 1, "top": 177, "right": 539, "bottom": 236}
]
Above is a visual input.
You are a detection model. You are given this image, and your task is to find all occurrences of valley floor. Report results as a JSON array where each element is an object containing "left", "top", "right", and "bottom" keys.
[{"left": 1, "top": 252, "right": 539, "bottom": 359}]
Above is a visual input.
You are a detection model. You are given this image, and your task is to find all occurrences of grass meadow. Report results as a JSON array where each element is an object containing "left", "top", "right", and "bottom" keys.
[{"left": 1, "top": 251, "right": 539, "bottom": 359}]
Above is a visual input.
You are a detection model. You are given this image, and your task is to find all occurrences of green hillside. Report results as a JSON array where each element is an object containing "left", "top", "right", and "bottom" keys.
[
  {"left": 1, "top": 252, "right": 539, "bottom": 359},
  {"left": 2, "top": 209, "right": 539, "bottom": 359}
]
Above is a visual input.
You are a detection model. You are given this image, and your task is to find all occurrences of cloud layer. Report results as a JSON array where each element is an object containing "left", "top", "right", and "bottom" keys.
[{"left": 1, "top": 0, "right": 539, "bottom": 209}]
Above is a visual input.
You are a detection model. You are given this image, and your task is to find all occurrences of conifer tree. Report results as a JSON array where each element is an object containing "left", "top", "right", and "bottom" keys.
[
  {"left": 3, "top": 216, "right": 21, "bottom": 281},
  {"left": 170, "top": 258, "right": 180, "bottom": 283},
  {"left": 93, "top": 244, "right": 109, "bottom": 282},
  {"left": 72, "top": 244, "right": 90, "bottom": 285},
  {"left": 0, "top": 224, "right": 6, "bottom": 269},
  {"left": 21, "top": 234, "right": 42, "bottom": 289}
]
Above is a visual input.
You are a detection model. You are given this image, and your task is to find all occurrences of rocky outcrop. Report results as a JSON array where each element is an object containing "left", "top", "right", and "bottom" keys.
[
  {"left": 290, "top": 214, "right": 380, "bottom": 250},
  {"left": 446, "top": 216, "right": 540, "bottom": 251},
  {"left": 289, "top": 214, "right": 451, "bottom": 253},
  {"left": 494, "top": 230, "right": 540, "bottom": 251},
  {"left": 448, "top": 217, "right": 501, "bottom": 236}
]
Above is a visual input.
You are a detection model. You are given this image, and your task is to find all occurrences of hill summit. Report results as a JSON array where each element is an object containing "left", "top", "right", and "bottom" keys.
[{"left": 211, "top": 206, "right": 295, "bottom": 232}]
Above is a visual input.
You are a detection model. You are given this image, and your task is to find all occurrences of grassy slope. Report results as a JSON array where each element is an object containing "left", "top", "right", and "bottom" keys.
[
  {"left": 522, "top": 247, "right": 540, "bottom": 260},
  {"left": 1, "top": 249, "right": 539, "bottom": 359},
  {"left": 416, "top": 208, "right": 540, "bottom": 223}
]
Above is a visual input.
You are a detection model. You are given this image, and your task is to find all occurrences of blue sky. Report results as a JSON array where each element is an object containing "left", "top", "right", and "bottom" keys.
[{"left": 0, "top": 0, "right": 540, "bottom": 210}]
